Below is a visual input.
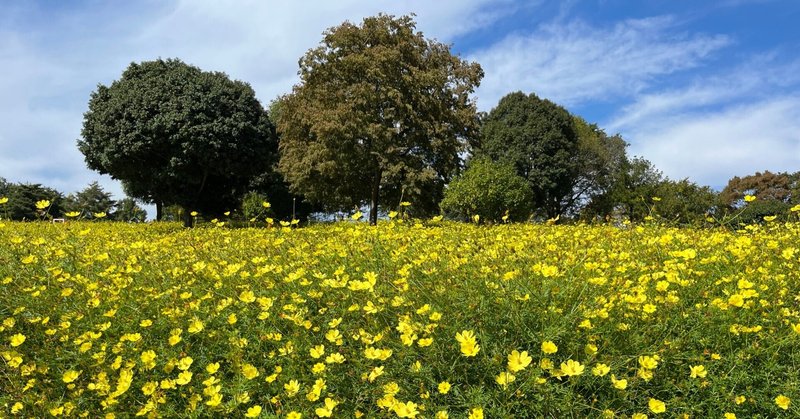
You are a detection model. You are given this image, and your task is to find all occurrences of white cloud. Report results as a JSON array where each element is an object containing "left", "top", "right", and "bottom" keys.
[
  {"left": 625, "top": 97, "right": 800, "bottom": 188},
  {"left": 471, "top": 16, "right": 731, "bottom": 110},
  {"left": 131, "top": 0, "right": 519, "bottom": 103},
  {"left": 607, "top": 55, "right": 800, "bottom": 132},
  {"left": 606, "top": 55, "right": 800, "bottom": 188}
]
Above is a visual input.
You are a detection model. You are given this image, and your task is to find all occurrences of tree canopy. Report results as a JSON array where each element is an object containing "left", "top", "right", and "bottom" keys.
[
  {"left": 567, "top": 116, "right": 628, "bottom": 217},
  {"left": 1, "top": 183, "right": 64, "bottom": 221},
  {"left": 78, "top": 58, "right": 277, "bottom": 225},
  {"left": 64, "top": 181, "right": 115, "bottom": 219},
  {"left": 477, "top": 91, "right": 579, "bottom": 219},
  {"left": 275, "top": 14, "right": 483, "bottom": 224},
  {"left": 440, "top": 157, "right": 533, "bottom": 222}
]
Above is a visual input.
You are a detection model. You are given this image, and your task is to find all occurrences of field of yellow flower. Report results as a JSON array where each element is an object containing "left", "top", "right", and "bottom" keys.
[{"left": 1, "top": 220, "right": 799, "bottom": 418}]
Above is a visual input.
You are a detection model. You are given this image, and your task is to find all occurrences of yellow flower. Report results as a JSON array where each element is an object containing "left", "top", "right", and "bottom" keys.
[
  {"left": 175, "top": 370, "right": 193, "bottom": 385},
  {"left": 734, "top": 395, "right": 746, "bottom": 405},
  {"left": 168, "top": 334, "right": 182, "bottom": 346},
  {"left": 0, "top": 196, "right": 8, "bottom": 204},
  {"left": 438, "top": 381, "right": 451, "bottom": 394},
  {"left": 744, "top": 194, "right": 756, "bottom": 202},
  {"left": 190, "top": 211, "right": 199, "bottom": 217},
  {"left": 284, "top": 379, "right": 300, "bottom": 396},
  {"left": 35, "top": 199, "right": 51, "bottom": 210},
  {"left": 495, "top": 371, "right": 516, "bottom": 387},
  {"left": 206, "top": 362, "right": 220, "bottom": 374},
  {"left": 560, "top": 359, "right": 585, "bottom": 376},
  {"left": 689, "top": 365, "right": 707, "bottom": 379},
  {"left": 10, "top": 333, "right": 25, "bottom": 347},
  {"left": 631, "top": 414, "right": 647, "bottom": 419},
  {"left": 177, "top": 356, "right": 193, "bottom": 371},
  {"left": 507, "top": 350, "right": 532, "bottom": 372},
  {"left": 310, "top": 345, "right": 325, "bottom": 359},
  {"left": 775, "top": 394, "right": 790, "bottom": 410},
  {"left": 592, "top": 363, "right": 610, "bottom": 377},
  {"left": 728, "top": 294, "right": 744, "bottom": 307},
  {"left": 351, "top": 211, "right": 363, "bottom": 220},
  {"left": 315, "top": 397, "right": 338, "bottom": 417},
  {"left": 245, "top": 405, "right": 262, "bottom": 418},
  {"left": 141, "top": 381, "right": 158, "bottom": 396},
  {"left": 648, "top": 398, "right": 666, "bottom": 413},
  {"left": 791, "top": 323, "right": 800, "bottom": 334},
  {"left": 286, "top": 412, "right": 302, "bottom": 419},
  {"left": 455, "top": 330, "right": 480, "bottom": 357},
  {"left": 65, "top": 211, "right": 81, "bottom": 217},
  {"left": 11, "top": 402, "right": 22, "bottom": 413},
  {"left": 541, "top": 340, "right": 558, "bottom": 354},
  {"left": 93, "top": 211, "right": 107, "bottom": 219},
  {"left": 611, "top": 374, "right": 627, "bottom": 390},
  {"left": 62, "top": 370, "right": 82, "bottom": 383},
  {"left": 468, "top": 407, "right": 484, "bottom": 419},
  {"left": 187, "top": 318, "right": 204, "bottom": 334},
  {"left": 242, "top": 364, "right": 259, "bottom": 380},
  {"left": 140, "top": 350, "right": 156, "bottom": 364},
  {"left": 368, "top": 366, "right": 385, "bottom": 382},
  {"left": 393, "top": 400, "right": 420, "bottom": 418},
  {"left": 724, "top": 413, "right": 736, "bottom": 419},
  {"left": 206, "top": 393, "right": 223, "bottom": 407},
  {"left": 239, "top": 290, "right": 256, "bottom": 303},
  {"left": 638, "top": 355, "right": 658, "bottom": 370}
]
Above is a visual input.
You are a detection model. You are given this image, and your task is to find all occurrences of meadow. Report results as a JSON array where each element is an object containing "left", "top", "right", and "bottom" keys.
[{"left": 1, "top": 218, "right": 799, "bottom": 418}]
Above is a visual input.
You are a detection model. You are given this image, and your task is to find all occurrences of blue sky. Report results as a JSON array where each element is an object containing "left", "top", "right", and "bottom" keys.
[{"left": 1, "top": 0, "right": 799, "bottom": 215}]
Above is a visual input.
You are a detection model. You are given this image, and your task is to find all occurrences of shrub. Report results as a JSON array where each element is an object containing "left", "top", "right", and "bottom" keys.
[{"left": 441, "top": 158, "right": 533, "bottom": 222}]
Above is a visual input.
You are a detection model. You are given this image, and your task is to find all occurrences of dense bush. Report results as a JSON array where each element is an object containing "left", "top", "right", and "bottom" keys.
[{"left": 441, "top": 158, "right": 533, "bottom": 222}]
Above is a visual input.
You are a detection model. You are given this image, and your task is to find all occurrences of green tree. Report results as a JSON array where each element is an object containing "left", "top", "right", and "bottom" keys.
[
  {"left": 4, "top": 183, "right": 64, "bottom": 220},
  {"left": 0, "top": 177, "right": 9, "bottom": 196},
  {"left": 64, "top": 181, "right": 115, "bottom": 219},
  {"left": 611, "top": 157, "right": 664, "bottom": 222},
  {"left": 568, "top": 116, "right": 628, "bottom": 218},
  {"left": 440, "top": 158, "right": 533, "bottom": 222},
  {"left": 112, "top": 198, "right": 148, "bottom": 222},
  {"left": 275, "top": 14, "right": 483, "bottom": 225},
  {"left": 720, "top": 171, "right": 796, "bottom": 206},
  {"left": 653, "top": 179, "right": 717, "bottom": 225},
  {"left": 719, "top": 171, "right": 797, "bottom": 223},
  {"left": 477, "top": 91, "right": 579, "bottom": 219},
  {"left": 78, "top": 58, "right": 277, "bottom": 226}
]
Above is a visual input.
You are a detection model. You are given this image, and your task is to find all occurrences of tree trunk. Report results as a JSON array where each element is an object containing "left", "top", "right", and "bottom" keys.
[
  {"left": 181, "top": 210, "right": 193, "bottom": 228},
  {"left": 369, "top": 170, "right": 381, "bottom": 225},
  {"left": 156, "top": 201, "right": 163, "bottom": 221}
]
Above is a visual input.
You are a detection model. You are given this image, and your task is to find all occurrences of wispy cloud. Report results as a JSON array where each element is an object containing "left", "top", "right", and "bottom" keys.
[
  {"left": 607, "top": 55, "right": 800, "bottom": 187},
  {"left": 471, "top": 15, "right": 731, "bottom": 109},
  {"left": 626, "top": 96, "right": 800, "bottom": 188},
  {"left": 607, "top": 55, "right": 800, "bottom": 131},
  {"left": 135, "top": 0, "right": 517, "bottom": 103}
]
